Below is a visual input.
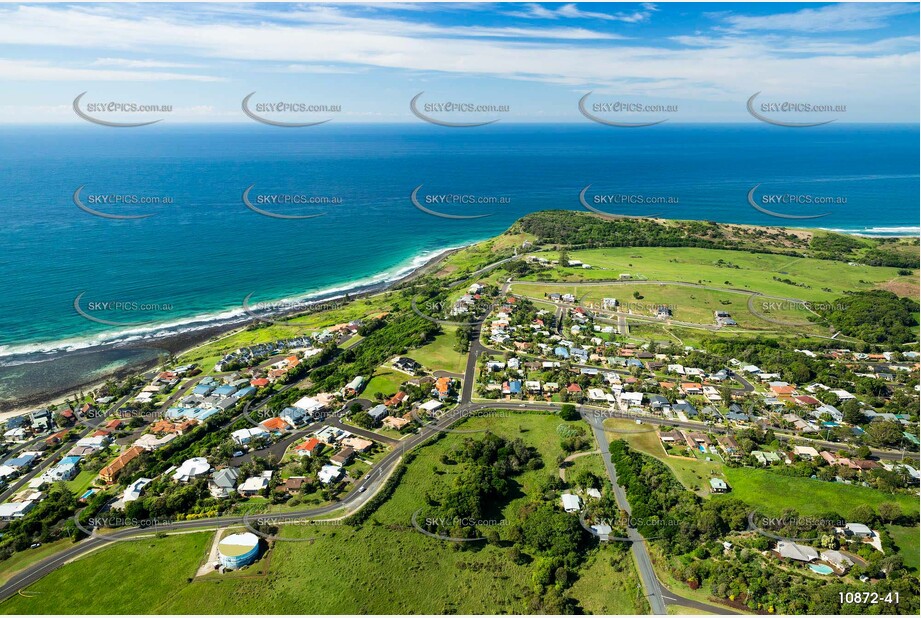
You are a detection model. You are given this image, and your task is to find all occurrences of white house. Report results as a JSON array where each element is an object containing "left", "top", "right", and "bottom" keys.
[
  {"left": 418, "top": 400, "right": 443, "bottom": 415},
  {"left": 318, "top": 464, "right": 344, "bottom": 484},
  {"left": 561, "top": 493, "right": 582, "bottom": 513},
  {"left": 231, "top": 427, "right": 269, "bottom": 446},
  {"left": 173, "top": 457, "right": 210, "bottom": 483}
]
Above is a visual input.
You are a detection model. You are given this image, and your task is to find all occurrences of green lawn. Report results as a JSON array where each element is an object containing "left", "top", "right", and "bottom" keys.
[
  {"left": 410, "top": 326, "right": 467, "bottom": 374},
  {"left": 886, "top": 525, "right": 920, "bottom": 573},
  {"left": 64, "top": 470, "right": 99, "bottom": 496},
  {"left": 720, "top": 467, "right": 921, "bottom": 520},
  {"left": 363, "top": 368, "right": 408, "bottom": 399},
  {"left": 1, "top": 533, "right": 212, "bottom": 613}
]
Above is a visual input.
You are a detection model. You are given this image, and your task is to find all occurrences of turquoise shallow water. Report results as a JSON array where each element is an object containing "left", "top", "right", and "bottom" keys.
[{"left": 0, "top": 123, "right": 917, "bottom": 358}]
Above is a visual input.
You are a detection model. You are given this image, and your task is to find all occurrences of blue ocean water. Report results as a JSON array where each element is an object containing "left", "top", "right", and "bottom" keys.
[{"left": 0, "top": 123, "right": 917, "bottom": 357}]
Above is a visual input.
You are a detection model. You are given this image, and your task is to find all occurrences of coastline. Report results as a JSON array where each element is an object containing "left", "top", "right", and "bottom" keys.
[
  {"left": 1, "top": 217, "right": 917, "bottom": 416},
  {"left": 0, "top": 243, "right": 467, "bottom": 416}
]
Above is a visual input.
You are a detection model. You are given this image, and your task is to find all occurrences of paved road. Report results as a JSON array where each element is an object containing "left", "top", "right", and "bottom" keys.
[
  {"left": 0, "top": 397, "right": 470, "bottom": 603},
  {"left": 588, "top": 415, "right": 668, "bottom": 614}
]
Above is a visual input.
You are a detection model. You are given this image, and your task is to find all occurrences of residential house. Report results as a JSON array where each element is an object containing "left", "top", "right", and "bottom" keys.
[
  {"left": 99, "top": 446, "right": 144, "bottom": 484},
  {"left": 776, "top": 541, "right": 819, "bottom": 562},
  {"left": 330, "top": 447, "right": 355, "bottom": 466},
  {"left": 209, "top": 468, "right": 240, "bottom": 498},
  {"left": 294, "top": 437, "right": 322, "bottom": 457}
]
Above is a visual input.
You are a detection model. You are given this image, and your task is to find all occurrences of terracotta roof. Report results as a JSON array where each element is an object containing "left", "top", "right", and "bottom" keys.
[
  {"left": 261, "top": 417, "right": 289, "bottom": 432},
  {"left": 100, "top": 446, "right": 144, "bottom": 483},
  {"left": 295, "top": 437, "right": 320, "bottom": 452}
]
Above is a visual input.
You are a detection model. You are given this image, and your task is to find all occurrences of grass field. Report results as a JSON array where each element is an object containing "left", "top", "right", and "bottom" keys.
[
  {"left": 410, "top": 326, "right": 467, "bottom": 374},
  {"left": 64, "top": 470, "right": 99, "bottom": 496},
  {"left": 3, "top": 413, "right": 647, "bottom": 614},
  {"left": 720, "top": 467, "right": 921, "bottom": 520},
  {"left": 363, "top": 368, "right": 408, "bottom": 398},
  {"left": 567, "top": 545, "right": 650, "bottom": 614},
  {"left": 562, "top": 452, "right": 609, "bottom": 491},
  {"left": 0, "top": 538, "right": 76, "bottom": 586},
  {"left": 887, "top": 525, "right": 920, "bottom": 573},
  {"left": 520, "top": 247, "right": 914, "bottom": 302},
  {"left": 1, "top": 532, "right": 212, "bottom": 613}
]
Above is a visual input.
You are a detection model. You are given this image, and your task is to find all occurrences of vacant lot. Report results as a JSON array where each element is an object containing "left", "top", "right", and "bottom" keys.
[
  {"left": 409, "top": 326, "right": 467, "bottom": 374},
  {"left": 363, "top": 368, "right": 407, "bottom": 398},
  {"left": 2, "top": 533, "right": 212, "bottom": 613},
  {"left": 521, "top": 246, "right": 910, "bottom": 302},
  {"left": 721, "top": 467, "right": 920, "bottom": 520},
  {"left": 604, "top": 419, "right": 725, "bottom": 497}
]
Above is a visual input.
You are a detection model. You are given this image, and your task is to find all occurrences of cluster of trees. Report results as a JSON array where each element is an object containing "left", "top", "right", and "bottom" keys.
[
  {"left": 610, "top": 440, "right": 750, "bottom": 554},
  {"left": 423, "top": 433, "right": 542, "bottom": 539},
  {"left": 513, "top": 211, "right": 743, "bottom": 251},
  {"left": 308, "top": 312, "right": 439, "bottom": 393},
  {"left": 0, "top": 484, "right": 79, "bottom": 559},
  {"left": 813, "top": 290, "right": 919, "bottom": 346}
]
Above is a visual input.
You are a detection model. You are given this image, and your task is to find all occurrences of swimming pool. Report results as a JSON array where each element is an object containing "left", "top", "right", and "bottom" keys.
[{"left": 809, "top": 564, "right": 834, "bottom": 575}]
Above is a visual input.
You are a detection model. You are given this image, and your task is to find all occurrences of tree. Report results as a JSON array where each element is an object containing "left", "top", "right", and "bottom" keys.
[
  {"left": 850, "top": 503, "right": 876, "bottom": 525},
  {"left": 351, "top": 411, "right": 376, "bottom": 430},
  {"left": 878, "top": 502, "right": 902, "bottom": 524},
  {"left": 864, "top": 420, "right": 903, "bottom": 448},
  {"left": 558, "top": 404, "right": 580, "bottom": 422}
]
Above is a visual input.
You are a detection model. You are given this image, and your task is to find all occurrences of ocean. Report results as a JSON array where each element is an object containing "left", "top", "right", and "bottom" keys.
[{"left": 0, "top": 123, "right": 918, "bottom": 405}]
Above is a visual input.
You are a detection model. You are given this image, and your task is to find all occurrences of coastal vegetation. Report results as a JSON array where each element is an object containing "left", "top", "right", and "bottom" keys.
[{"left": 512, "top": 211, "right": 920, "bottom": 269}]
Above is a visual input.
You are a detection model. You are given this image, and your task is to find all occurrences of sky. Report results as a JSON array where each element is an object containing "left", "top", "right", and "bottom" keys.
[{"left": 0, "top": 1, "right": 918, "bottom": 123}]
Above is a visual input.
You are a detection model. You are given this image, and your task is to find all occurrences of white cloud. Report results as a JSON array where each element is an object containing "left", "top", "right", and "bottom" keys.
[
  {"left": 718, "top": 2, "right": 919, "bottom": 33},
  {"left": 91, "top": 58, "right": 203, "bottom": 69},
  {"left": 507, "top": 2, "right": 658, "bottom": 22},
  {"left": 0, "top": 58, "right": 224, "bottom": 82}
]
